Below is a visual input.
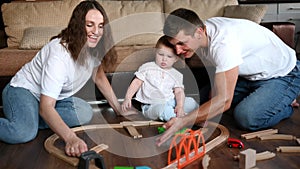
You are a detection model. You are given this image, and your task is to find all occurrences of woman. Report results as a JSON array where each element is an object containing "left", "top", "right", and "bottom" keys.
[{"left": 0, "top": 0, "right": 124, "bottom": 157}]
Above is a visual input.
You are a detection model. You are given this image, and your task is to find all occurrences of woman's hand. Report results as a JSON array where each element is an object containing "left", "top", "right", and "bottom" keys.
[
  {"left": 39, "top": 94, "right": 88, "bottom": 157},
  {"left": 64, "top": 134, "right": 88, "bottom": 157}
]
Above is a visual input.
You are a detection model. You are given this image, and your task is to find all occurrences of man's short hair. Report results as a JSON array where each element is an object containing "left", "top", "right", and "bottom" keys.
[{"left": 163, "top": 8, "right": 205, "bottom": 38}]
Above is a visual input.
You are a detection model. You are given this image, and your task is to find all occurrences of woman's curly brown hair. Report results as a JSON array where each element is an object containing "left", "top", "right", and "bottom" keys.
[{"left": 51, "top": 0, "right": 116, "bottom": 70}]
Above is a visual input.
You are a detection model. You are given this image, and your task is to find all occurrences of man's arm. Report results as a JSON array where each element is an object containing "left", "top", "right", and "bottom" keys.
[
  {"left": 156, "top": 66, "right": 239, "bottom": 146},
  {"left": 194, "top": 66, "right": 239, "bottom": 121}
]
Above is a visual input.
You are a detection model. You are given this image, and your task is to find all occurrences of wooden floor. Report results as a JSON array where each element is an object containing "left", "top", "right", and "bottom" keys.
[{"left": 0, "top": 104, "right": 299, "bottom": 169}]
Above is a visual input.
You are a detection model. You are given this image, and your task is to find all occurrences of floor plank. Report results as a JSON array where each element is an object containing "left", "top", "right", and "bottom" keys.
[{"left": 0, "top": 106, "right": 299, "bottom": 169}]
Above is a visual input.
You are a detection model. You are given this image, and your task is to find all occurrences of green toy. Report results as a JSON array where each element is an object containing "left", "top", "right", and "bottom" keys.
[{"left": 157, "top": 127, "right": 188, "bottom": 134}]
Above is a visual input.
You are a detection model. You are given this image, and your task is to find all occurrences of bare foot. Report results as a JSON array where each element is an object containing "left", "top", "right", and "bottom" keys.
[{"left": 291, "top": 99, "right": 299, "bottom": 108}]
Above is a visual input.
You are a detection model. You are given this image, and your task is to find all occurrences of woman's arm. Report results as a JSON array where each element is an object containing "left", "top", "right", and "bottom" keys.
[
  {"left": 93, "top": 65, "right": 122, "bottom": 115},
  {"left": 39, "top": 94, "right": 87, "bottom": 157}
]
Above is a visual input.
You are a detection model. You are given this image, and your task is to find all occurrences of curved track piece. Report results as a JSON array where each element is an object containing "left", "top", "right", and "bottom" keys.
[
  {"left": 44, "top": 121, "right": 164, "bottom": 166},
  {"left": 44, "top": 121, "right": 228, "bottom": 168}
]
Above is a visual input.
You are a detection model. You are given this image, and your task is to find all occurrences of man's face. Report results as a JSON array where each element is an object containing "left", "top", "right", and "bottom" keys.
[{"left": 169, "top": 28, "right": 206, "bottom": 58}]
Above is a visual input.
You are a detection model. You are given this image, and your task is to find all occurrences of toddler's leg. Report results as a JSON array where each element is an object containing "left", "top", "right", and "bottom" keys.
[
  {"left": 183, "top": 97, "right": 199, "bottom": 113},
  {"left": 141, "top": 100, "right": 176, "bottom": 121}
]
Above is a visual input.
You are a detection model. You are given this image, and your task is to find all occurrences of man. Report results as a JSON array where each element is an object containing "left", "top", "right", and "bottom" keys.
[{"left": 156, "top": 8, "right": 300, "bottom": 146}]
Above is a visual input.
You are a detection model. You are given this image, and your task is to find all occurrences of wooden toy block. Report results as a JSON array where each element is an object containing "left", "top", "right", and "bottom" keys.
[
  {"left": 124, "top": 125, "right": 143, "bottom": 139},
  {"left": 276, "top": 146, "right": 300, "bottom": 153},
  {"left": 202, "top": 154, "right": 211, "bottom": 169},
  {"left": 241, "top": 129, "right": 278, "bottom": 140},
  {"left": 255, "top": 151, "right": 276, "bottom": 161},
  {"left": 239, "top": 148, "right": 256, "bottom": 169},
  {"left": 234, "top": 151, "right": 275, "bottom": 161},
  {"left": 259, "top": 134, "right": 296, "bottom": 140}
]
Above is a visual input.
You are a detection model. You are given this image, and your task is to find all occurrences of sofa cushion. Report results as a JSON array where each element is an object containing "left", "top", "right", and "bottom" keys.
[
  {"left": 1, "top": 0, "right": 81, "bottom": 47},
  {"left": 19, "top": 26, "right": 64, "bottom": 50},
  {"left": 163, "top": 0, "right": 238, "bottom": 20},
  {"left": 223, "top": 5, "right": 267, "bottom": 23},
  {"left": 97, "top": 0, "right": 164, "bottom": 47},
  {"left": 2, "top": 0, "right": 164, "bottom": 48}
]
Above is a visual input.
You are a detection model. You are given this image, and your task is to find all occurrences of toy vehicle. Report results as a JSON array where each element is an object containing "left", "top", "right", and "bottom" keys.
[{"left": 227, "top": 138, "right": 244, "bottom": 149}]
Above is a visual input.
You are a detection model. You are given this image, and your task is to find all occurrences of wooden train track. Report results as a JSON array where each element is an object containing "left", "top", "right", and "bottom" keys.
[
  {"left": 44, "top": 121, "right": 229, "bottom": 168},
  {"left": 44, "top": 121, "right": 164, "bottom": 166}
]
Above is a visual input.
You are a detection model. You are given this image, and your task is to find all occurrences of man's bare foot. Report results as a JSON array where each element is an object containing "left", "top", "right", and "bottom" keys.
[{"left": 291, "top": 99, "right": 299, "bottom": 108}]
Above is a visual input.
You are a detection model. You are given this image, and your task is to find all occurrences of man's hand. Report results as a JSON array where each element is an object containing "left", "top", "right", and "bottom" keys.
[
  {"left": 156, "top": 117, "right": 185, "bottom": 146},
  {"left": 174, "top": 106, "right": 185, "bottom": 117}
]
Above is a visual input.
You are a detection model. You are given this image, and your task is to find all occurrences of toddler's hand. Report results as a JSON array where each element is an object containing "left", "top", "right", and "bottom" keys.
[{"left": 121, "top": 98, "right": 132, "bottom": 112}]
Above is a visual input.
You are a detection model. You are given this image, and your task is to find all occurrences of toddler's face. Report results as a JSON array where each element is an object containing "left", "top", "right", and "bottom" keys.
[{"left": 155, "top": 45, "right": 178, "bottom": 69}]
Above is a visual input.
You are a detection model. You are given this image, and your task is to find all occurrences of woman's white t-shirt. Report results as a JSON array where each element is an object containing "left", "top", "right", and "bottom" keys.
[
  {"left": 198, "top": 17, "right": 296, "bottom": 80},
  {"left": 134, "top": 62, "right": 184, "bottom": 104},
  {"left": 10, "top": 38, "right": 101, "bottom": 100}
]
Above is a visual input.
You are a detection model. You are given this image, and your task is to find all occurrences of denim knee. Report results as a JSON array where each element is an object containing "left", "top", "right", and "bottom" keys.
[
  {"left": 76, "top": 105, "right": 93, "bottom": 125},
  {"left": 74, "top": 98, "right": 93, "bottom": 125},
  {"left": 233, "top": 107, "right": 258, "bottom": 131},
  {"left": 5, "top": 126, "right": 38, "bottom": 144}
]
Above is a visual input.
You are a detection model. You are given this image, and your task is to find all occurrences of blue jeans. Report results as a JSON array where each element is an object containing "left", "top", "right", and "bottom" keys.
[
  {"left": 0, "top": 84, "right": 93, "bottom": 144},
  {"left": 232, "top": 61, "right": 300, "bottom": 131},
  {"left": 141, "top": 97, "right": 199, "bottom": 121}
]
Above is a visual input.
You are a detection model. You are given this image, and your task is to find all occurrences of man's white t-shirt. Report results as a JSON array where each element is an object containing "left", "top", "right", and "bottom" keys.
[
  {"left": 198, "top": 17, "right": 296, "bottom": 80},
  {"left": 10, "top": 38, "right": 100, "bottom": 100},
  {"left": 134, "top": 62, "right": 184, "bottom": 104}
]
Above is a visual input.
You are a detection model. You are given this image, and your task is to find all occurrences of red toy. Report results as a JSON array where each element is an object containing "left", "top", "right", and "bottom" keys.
[
  {"left": 168, "top": 129, "right": 206, "bottom": 169},
  {"left": 227, "top": 138, "right": 244, "bottom": 149}
]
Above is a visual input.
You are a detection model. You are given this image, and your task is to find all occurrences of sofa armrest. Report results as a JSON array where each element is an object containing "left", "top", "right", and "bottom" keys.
[
  {"left": 260, "top": 22, "right": 295, "bottom": 49},
  {"left": 0, "top": 30, "right": 7, "bottom": 49}
]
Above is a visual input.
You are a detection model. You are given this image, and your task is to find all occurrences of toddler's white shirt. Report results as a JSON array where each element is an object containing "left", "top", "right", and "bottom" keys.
[{"left": 135, "top": 62, "right": 184, "bottom": 104}]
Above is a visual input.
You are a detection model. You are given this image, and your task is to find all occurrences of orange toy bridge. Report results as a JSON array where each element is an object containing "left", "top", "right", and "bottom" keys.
[{"left": 168, "top": 129, "right": 206, "bottom": 169}]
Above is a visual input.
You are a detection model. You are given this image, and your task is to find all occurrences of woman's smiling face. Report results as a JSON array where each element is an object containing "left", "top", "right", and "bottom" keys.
[{"left": 85, "top": 9, "right": 104, "bottom": 48}]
